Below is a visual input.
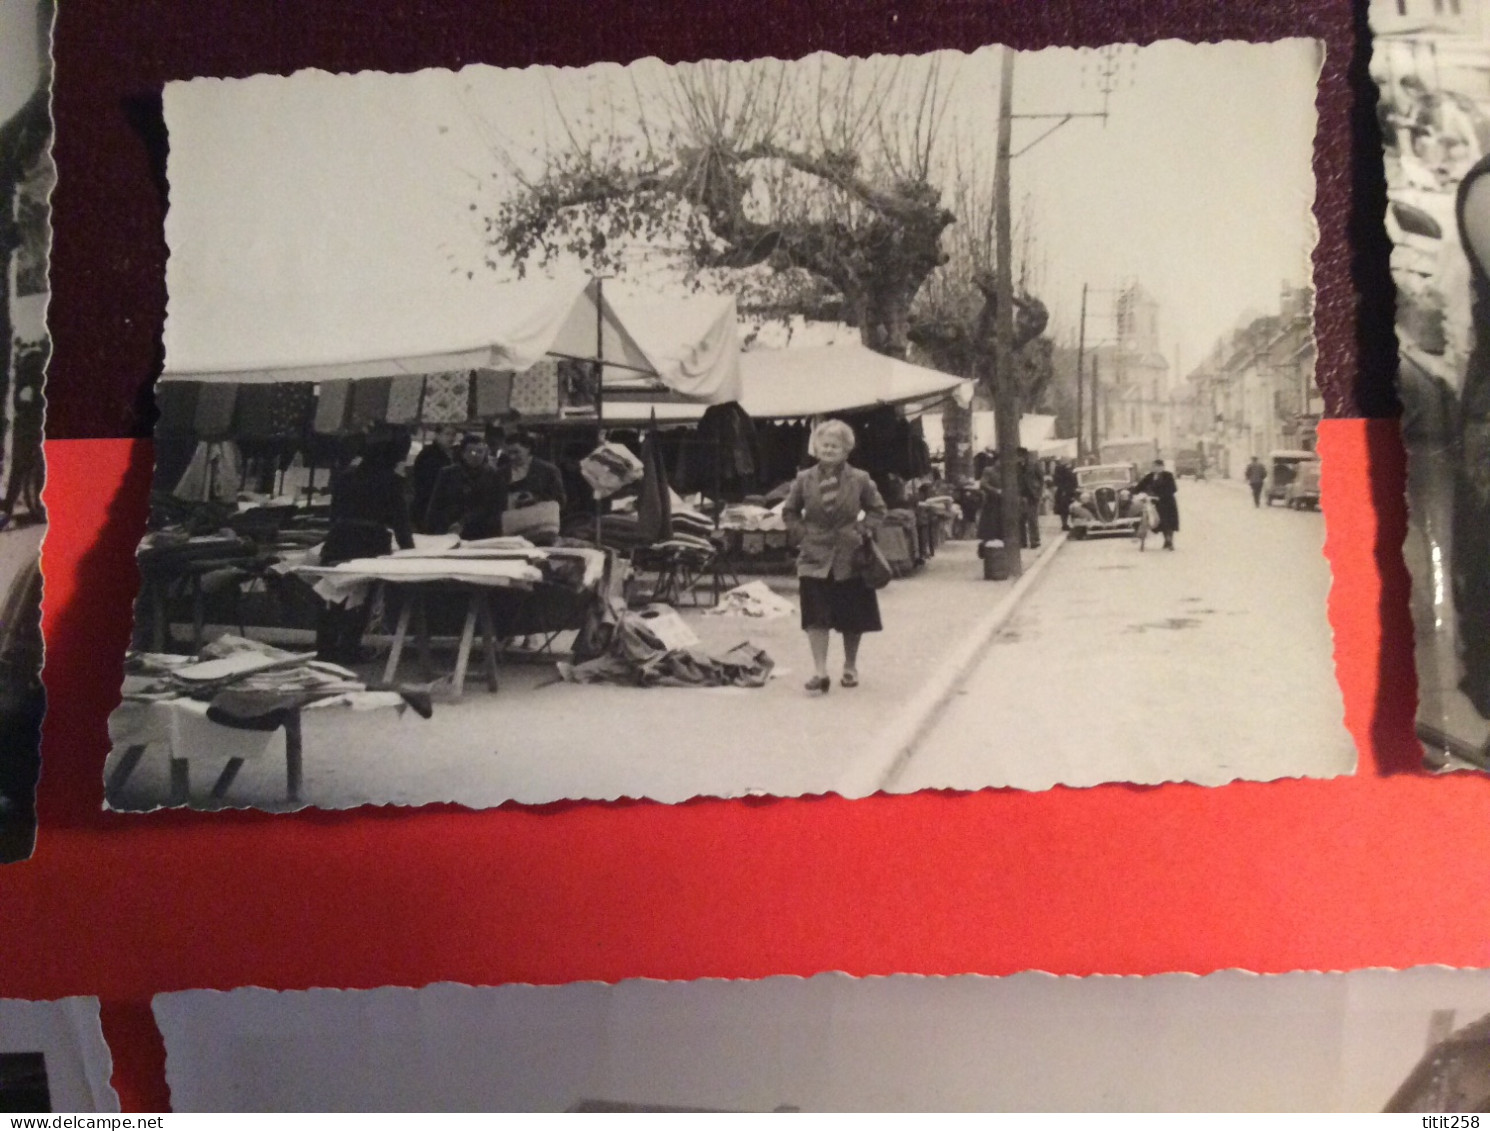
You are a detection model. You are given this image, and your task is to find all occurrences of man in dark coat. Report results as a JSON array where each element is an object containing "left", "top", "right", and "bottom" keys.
[
  {"left": 1244, "top": 455, "right": 1267, "bottom": 507},
  {"left": 1135, "top": 458, "right": 1180, "bottom": 550},
  {"left": 1017, "top": 448, "right": 1042, "bottom": 549},
  {"left": 1052, "top": 460, "right": 1078, "bottom": 531},
  {"left": 317, "top": 427, "right": 416, "bottom": 663},
  {"left": 424, "top": 434, "right": 507, "bottom": 539},
  {"left": 410, "top": 424, "right": 458, "bottom": 532}
]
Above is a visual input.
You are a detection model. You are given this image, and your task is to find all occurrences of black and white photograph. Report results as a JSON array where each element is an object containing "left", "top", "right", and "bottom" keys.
[
  {"left": 105, "top": 38, "right": 1350, "bottom": 812},
  {"left": 1370, "top": 0, "right": 1490, "bottom": 770},
  {"left": 0, "top": 998, "right": 118, "bottom": 1113},
  {"left": 150, "top": 967, "right": 1490, "bottom": 1112},
  {"left": 0, "top": 0, "right": 51, "bottom": 859}
]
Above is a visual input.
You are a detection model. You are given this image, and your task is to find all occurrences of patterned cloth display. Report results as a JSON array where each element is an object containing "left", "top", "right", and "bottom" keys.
[
  {"left": 154, "top": 380, "right": 202, "bottom": 435},
  {"left": 385, "top": 375, "right": 423, "bottom": 424},
  {"left": 268, "top": 383, "right": 315, "bottom": 437},
  {"left": 510, "top": 360, "right": 560, "bottom": 417},
  {"left": 420, "top": 371, "right": 470, "bottom": 425},
  {"left": 473, "top": 370, "right": 514, "bottom": 418},
  {"left": 347, "top": 376, "right": 392, "bottom": 432},
  {"left": 313, "top": 380, "right": 351, "bottom": 435},
  {"left": 193, "top": 383, "right": 239, "bottom": 440}
]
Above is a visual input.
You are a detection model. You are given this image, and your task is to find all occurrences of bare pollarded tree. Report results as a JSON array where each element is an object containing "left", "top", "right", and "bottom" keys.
[{"left": 485, "top": 53, "right": 961, "bottom": 358}]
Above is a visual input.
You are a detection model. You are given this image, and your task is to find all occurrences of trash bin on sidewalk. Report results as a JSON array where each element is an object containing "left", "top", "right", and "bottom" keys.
[{"left": 980, "top": 539, "right": 1009, "bottom": 581}]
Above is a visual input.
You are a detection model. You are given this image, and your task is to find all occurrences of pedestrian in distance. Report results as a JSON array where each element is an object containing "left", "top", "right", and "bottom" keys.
[
  {"left": 1245, "top": 455, "right": 1267, "bottom": 507},
  {"left": 781, "top": 419, "right": 888, "bottom": 694},
  {"left": 1053, "top": 460, "right": 1079, "bottom": 531},
  {"left": 1135, "top": 458, "right": 1181, "bottom": 551}
]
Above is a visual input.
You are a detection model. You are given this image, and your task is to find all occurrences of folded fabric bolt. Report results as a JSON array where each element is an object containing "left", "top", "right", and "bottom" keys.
[{"left": 580, "top": 442, "right": 645, "bottom": 498}]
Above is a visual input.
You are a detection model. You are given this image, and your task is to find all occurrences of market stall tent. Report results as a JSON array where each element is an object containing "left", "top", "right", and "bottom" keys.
[
  {"left": 158, "top": 274, "right": 743, "bottom": 405},
  {"left": 600, "top": 342, "right": 972, "bottom": 425}
]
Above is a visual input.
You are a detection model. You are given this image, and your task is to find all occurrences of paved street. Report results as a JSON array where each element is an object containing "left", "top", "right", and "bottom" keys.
[{"left": 892, "top": 480, "right": 1355, "bottom": 792}]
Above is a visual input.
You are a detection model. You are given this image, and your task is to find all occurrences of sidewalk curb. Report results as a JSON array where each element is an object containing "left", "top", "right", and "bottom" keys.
[{"left": 838, "top": 530, "right": 1069, "bottom": 797}]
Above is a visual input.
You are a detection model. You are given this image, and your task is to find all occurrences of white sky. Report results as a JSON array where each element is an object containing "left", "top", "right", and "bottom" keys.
[
  {"left": 163, "top": 39, "right": 1320, "bottom": 381},
  {"left": 0, "top": 0, "right": 42, "bottom": 125}
]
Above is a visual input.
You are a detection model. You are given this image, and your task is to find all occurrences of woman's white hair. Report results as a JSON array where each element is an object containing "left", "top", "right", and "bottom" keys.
[{"left": 809, "top": 418, "right": 857, "bottom": 456}]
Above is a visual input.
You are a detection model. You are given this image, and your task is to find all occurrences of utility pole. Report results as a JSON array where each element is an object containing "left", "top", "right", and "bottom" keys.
[
  {"left": 1074, "top": 283, "right": 1088, "bottom": 462},
  {"left": 993, "top": 46, "right": 1023, "bottom": 579},
  {"left": 1090, "top": 353, "right": 1100, "bottom": 458}
]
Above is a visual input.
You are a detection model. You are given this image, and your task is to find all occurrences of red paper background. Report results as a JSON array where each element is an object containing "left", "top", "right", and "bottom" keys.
[{"left": 0, "top": 0, "right": 1453, "bottom": 1114}]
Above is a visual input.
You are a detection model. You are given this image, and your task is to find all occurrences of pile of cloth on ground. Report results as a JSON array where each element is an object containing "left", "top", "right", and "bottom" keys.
[
  {"left": 120, "top": 634, "right": 433, "bottom": 730},
  {"left": 705, "top": 580, "right": 797, "bottom": 620},
  {"left": 556, "top": 600, "right": 773, "bottom": 689}
]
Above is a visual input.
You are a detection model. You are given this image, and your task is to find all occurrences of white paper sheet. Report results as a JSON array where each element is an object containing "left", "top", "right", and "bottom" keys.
[
  {"left": 155, "top": 969, "right": 1490, "bottom": 1113},
  {"left": 0, "top": 998, "right": 120, "bottom": 1113}
]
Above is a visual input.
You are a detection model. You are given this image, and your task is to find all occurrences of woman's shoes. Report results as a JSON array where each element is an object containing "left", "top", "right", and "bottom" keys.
[
  {"left": 840, "top": 670, "right": 859, "bottom": 688},
  {"left": 805, "top": 675, "right": 831, "bottom": 694}
]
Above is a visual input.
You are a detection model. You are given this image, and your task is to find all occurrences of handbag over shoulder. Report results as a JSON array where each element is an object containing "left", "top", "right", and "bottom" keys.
[{"left": 854, "top": 530, "right": 893, "bottom": 590}]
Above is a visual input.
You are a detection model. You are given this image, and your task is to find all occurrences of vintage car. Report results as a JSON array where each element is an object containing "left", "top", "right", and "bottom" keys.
[
  {"left": 1067, "top": 463, "right": 1144, "bottom": 539},
  {"left": 1265, "top": 449, "right": 1319, "bottom": 505},
  {"left": 1174, "top": 448, "right": 1206, "bottom": 479},
  {"left": 1284, "top": 458, "right": 1322, "bottom": 509}
]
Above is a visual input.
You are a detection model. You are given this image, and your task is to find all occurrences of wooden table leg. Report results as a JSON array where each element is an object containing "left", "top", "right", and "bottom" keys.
[
  {"left": 413, "top": 592, "right": 432, "bottom": 680},
  {"left": 450, "top": 594, "right": 479, "bottom": 700},
  {"left": 105, "top": 744, "right": 148, "bottom": 801},
  {"left": 210, "top": 758, "right": 244, "bottom": 800},
  {"left": 150, "top": 581, "right": 167, "bottom": 652},
  {"left": 168, "top": 758, "right": 190, "bottom": 806},
  {"left": 476, "top": 591, "right": 500, "bottom": 692},
  {"left": 382, "top": 583, "right": 412, "bottom": 684},
  {"left": 283, "top": 711, "right": 303, "bottom": 803}
]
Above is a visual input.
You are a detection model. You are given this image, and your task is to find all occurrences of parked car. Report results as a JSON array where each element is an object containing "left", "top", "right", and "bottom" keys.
[
  {"left": 1266, "top": 449, "right": 1319, "bottom": 505},
  {"left": 1067, "top": 464, "right": 1143, "bottom": 539},
  {"left": 1174, "top": 448, "right": 1206, "bottom": 479},
  {"left": 1284, "top": 458, "right": 1322, "bottom": 510}
]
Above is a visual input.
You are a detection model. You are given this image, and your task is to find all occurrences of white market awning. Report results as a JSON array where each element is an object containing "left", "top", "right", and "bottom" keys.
[
  {"left": 601, "top": 342, "right": 970, "bottom": 425},
  {"left": 160, "top": 275, "right": 743, "bottom": 405}
]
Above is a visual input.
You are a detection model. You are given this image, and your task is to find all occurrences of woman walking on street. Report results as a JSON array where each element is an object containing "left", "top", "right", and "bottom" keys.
[
  {"left": 782, "top": 419, "right": 888, "bottom": 694},
  {"left": 1135, "top": 458, "right": 1181, "bottom": 550}
]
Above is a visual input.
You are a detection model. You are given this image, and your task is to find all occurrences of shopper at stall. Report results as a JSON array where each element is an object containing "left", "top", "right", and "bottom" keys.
[
  {"left": 424, "top": 434, "right": 508, "bottom": 540},
  {"left": 316, "top": 427, "right": 416, "bottom": 663},
  {"left": 782, "top": 419, "right": 887, "bottom": 694},
  {"left": 410, "top": 424, "right": 458, "bottom": 532},
  {"left": 500, "top": 430, "right": 567, "bottom": 511}
]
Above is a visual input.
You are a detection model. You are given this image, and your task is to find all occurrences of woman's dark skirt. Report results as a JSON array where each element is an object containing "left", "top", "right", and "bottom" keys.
[{"left": 799, "top": 576, "right": 883, "bottom": 634}]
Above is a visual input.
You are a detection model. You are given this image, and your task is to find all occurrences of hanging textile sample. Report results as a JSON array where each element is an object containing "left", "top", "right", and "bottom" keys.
[
  {"left": 347, "top": 376, "right": 393, "bottom": 432},
  {"left": 420, "top": 371, "right": 470, "bottom": 425},
  {"left": 313, "top": 380, "right": 352, "bottom": 435},
  {"left": 510, "top": 360, "right": 560, "bottom": 417},
  {"left": 192, "top": 383, "right": 239, "bottom": 440},
  {"left": 153, "top": 380, "right": 202, "bottom": 435},
  {"left": 473, "top": 370, "right": 514, "bottom": 419},
  {"left": 384, "top": 375, "right": 423, "bottom": 425},
  {"left": 233, "top": 383, "right": 277, "bottom": 441},
  {"left": 267, "top": 383, "right": 315, "bottom": 438}
]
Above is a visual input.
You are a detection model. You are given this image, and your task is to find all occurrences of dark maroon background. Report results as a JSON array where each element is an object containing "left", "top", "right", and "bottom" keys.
[{"left": 4, "top": 0, "right": 1438, "bottom": 1113}]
